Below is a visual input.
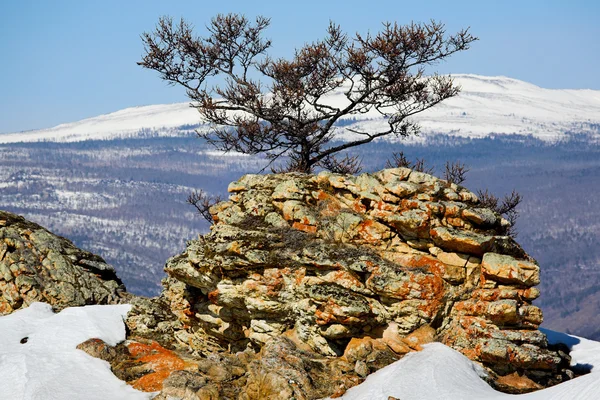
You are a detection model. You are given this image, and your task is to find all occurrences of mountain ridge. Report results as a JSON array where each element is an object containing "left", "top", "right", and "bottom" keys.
[{"left": 2, "top": 74, "right": 599, "bottom": 144}]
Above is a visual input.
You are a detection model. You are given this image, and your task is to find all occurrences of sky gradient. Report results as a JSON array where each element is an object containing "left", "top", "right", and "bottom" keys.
[{"left": 1, "top": 0, "right": 598, "bottom": 134}]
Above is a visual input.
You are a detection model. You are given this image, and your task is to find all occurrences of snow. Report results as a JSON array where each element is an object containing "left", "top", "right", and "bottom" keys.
[
  {"left": 2, "top": 303, "right": 600, "bottom": 399},
  {"left": 334, "top": 343, "right": 496, "bottom": 400},
  {"left": 0, "top": 103, "right": 201, "bottom": 144},
  {"left": 412, "top": 74, "right": 600, "bottom": 140},
  {"left": 0, "top": 302, "right": 152, "bottom": 400},
  {"left": 543, "top": 328, "right": 600, "bottom": 373},
  {"left": 1, "top": 75, "right": 599, "bottom": 144},
  {"left": 335, "top": 331, "right": 600, "bottom": 400}
]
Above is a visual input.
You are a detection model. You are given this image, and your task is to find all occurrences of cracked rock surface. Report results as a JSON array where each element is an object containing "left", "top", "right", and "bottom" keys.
[
  {"left": 1, "top": 168, "right": 577, "bottom": 398},
  {"left": 0, "top": 210, "right": 125, "bottom": 314},
  {"left": 125, "top": 168, "right": 573, "bottom": 397}
]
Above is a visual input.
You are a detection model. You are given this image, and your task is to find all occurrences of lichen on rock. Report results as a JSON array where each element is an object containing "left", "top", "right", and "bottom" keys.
[
  {"left": 1, "top": 167, "right": 574, "bottom": 398},
  {"left": 0, "top": 210, "right": 125, "bottom": 314},
  {"left": 136, "top": 168, "right": 573, "bottom": 396}
]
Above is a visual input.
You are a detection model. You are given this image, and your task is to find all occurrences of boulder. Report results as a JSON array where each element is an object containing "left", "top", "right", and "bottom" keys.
[
  {"left": 0, "top": 210, "right": 125, "bottom": 314},
  {"left": 7, "top": 169, "right": 571, "bottom": 398},
  {"left": 134, "top": 169, "right": 572, "bottom": 396}
]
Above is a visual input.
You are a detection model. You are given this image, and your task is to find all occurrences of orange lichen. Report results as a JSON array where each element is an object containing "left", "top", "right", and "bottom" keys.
[
  {"left": 446, "top": 217, "right": 464, "bottom": 227},
  {"left": 315, "top": 309, "right": 336, "bottom": 325},
  {"left": 127, "top": 341, "right": 188, "bottom": 392},
  {"left": 264, "top": 268, "right": 285, "bottom": 296},
  {"left": 496, "top": 372, "right": 542, "bottom": 392},
  {"left": 228, "top": 241, "right": 241, "bottom": 254},
  {"left": 400, "top": 199, "right": 421, "bottom": 210},
  {"left": 355, "top": 220, "right": 385, "bottom": 243},
  {"left": 293, "top": 267, "right": 307, "bottom": 285},
  {"left": 330, "top": 270, "right": 363, "bottom": 287},
  {"left": 292, "top": 221, "right": 317, "bottom": 233},
  {"left": 351, "top": 200, "right": 366, "bottom": 213},
  {"left": 207, "top": 289, "right": 219, "bottom": 304},
  {"left": 0, "top": 302, "right": 12, "bottom": 314}
]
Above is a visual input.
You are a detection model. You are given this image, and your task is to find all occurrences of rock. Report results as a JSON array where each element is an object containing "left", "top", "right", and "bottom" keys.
[
  {"left": 150, "top": 169, "right": 570, "bottom": 395},
  {"left": 77, "top": 338, "right": 117, "bottom": 362},
  {"left": 272, "top": 179, "right": 308, "bottom": 201},
  {"left": 462, "top": 208, "right": 498, "bottom": 227},
  {"left": 401, "top": 325, "right": 436, "bottom": 350},
  {"left": 381, "top": 322, "right": 411, "bottom": 354},
  {"left": 388, "top": 209, "right": 430, "bottom": 239},
  {"left": 408, "top": 171, "right": 438, "bottom": 185},
  {"left": 477, "top": 339, "right": 562, "bottom": 371},
  {"left": 385, "top": 181, "right": 421, "bottom": 198},
  {"left": 126, "top": 340, "right": 198, "bottom": 392},
  {"left": 494, "top": 372, "right": 543, "bottom": 394},
  {"left": 243, "top": 336, "right": 367, "bottom": 399},
  {"left": 0, "top": 210, "right": 125, "bottom": 314},
  {"left": 68, "top": 168, "right": 570, "bottom": 397},
  {"left": 482, "top": 253, "right": 540, "bottom": 287},
  {"left": 354, "top": 360, "right": 369, "bottom": 377},
  {"left": 154, "top": 371, "right": 208, "bottom": 400},
  {"left": 436, "top": 251, "right": 469, "bottom": 267},
  {"left": 105, "top": 339, "right": 201, "bottom": 393},
  {"left": 430, "top": 226, "right": 494, "bottom": 256},
  {"left": 373, "top": 167, "right": 412, "bottom": 183}
]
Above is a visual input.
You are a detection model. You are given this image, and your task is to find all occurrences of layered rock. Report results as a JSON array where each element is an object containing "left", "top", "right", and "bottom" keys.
[
  {"left": 79, "top": 333, "right": 382, "bottom": 399},
  {"left": 0, "top": 210, "right": 125, "bottom": 314},
  {"left": 0, "top": 168, "right": 571, "bottom": 398},
  {"left": 147, "top": 168, "right": 570, "bottom": 396}
]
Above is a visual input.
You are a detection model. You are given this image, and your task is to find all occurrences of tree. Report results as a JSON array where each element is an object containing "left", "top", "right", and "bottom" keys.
[
  {"left": 385, "top": 151, "right": 434, "bottom": 174},
  {"left": 443, "top": 160, "right": 469, "bottom": 184},
  {"left": 476, "top": 189, "right": 522, "bottom": 237},
  {"left": 139, "top": 14, "right": 477, "bottom": 173},
  {"left": 187, "top": 190, "right": 223, "bottom": 225}
]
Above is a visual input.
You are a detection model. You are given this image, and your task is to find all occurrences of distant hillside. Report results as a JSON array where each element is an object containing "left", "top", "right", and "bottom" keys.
[
  {"left": 2, "top": 74, "right": 600, "bottom": 340},
  {"left": 1, "top": 75, "right": 599, "bottom": 144}
]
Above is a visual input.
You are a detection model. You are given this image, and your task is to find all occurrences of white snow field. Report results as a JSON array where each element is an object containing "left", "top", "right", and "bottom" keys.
[
  {"left": 0, "top": 302, "right": 151, "bottom": 400},
  {"left": 1, "top": 75, "right": 599, "bottom": 144}
]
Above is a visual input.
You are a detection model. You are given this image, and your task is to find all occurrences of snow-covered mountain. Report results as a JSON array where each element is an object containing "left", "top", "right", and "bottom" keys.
[{"left": 1, "top": 74, "right": 599, "bottom": 144}]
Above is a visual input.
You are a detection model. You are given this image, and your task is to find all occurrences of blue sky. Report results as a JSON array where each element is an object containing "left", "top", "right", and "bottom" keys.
[{"left": 1, "top": 0, "right": 598, "bottom": 134}]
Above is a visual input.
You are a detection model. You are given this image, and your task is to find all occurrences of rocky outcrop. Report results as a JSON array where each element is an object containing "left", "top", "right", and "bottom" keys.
[
  {"left": 122, "top": 168, "right": 572, "bottom": 397},
  {"left": 0, "top": 210, "right": 125, "bottom": 314},
  {"left": 1, "top": 168, "right": 573, "bottom": 398}
]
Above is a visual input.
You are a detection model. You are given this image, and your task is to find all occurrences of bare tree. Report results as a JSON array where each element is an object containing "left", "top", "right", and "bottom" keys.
[
  {"left": 443, "top": 161, "right": 469, "bottom": 184},
  {"left": 319, "top": 154, "right": 363, "bottom": 175},
  {"left": 477, "top": 189, "right": 522, "bottom": 236},
  {"left": 187, "top": 190, "right": 223, "bottom": 224},
  {"left": 385, "top": 151, "right": 434, "bottom": 174},
  {"left": 139, "top": 14, "right": 476, "bottom": 173},
  {"left": 385, "top": 151, "right": 412, "bottom": 169}
]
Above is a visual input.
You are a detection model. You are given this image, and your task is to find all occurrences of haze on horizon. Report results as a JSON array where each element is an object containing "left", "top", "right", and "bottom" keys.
[{"left": 1, "top": 0, "right": 598, "bottom": 134}]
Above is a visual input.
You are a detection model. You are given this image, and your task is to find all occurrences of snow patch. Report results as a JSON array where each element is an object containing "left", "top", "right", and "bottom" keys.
[
  {"left": 0, "top": 303, "right": 151, "bottom": 400},
  {"left": 333, "top": 343, "right": 497, "bottom": 400},
  {"left": 333, "top": 331, "right": 600, "bottom": 400}
]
